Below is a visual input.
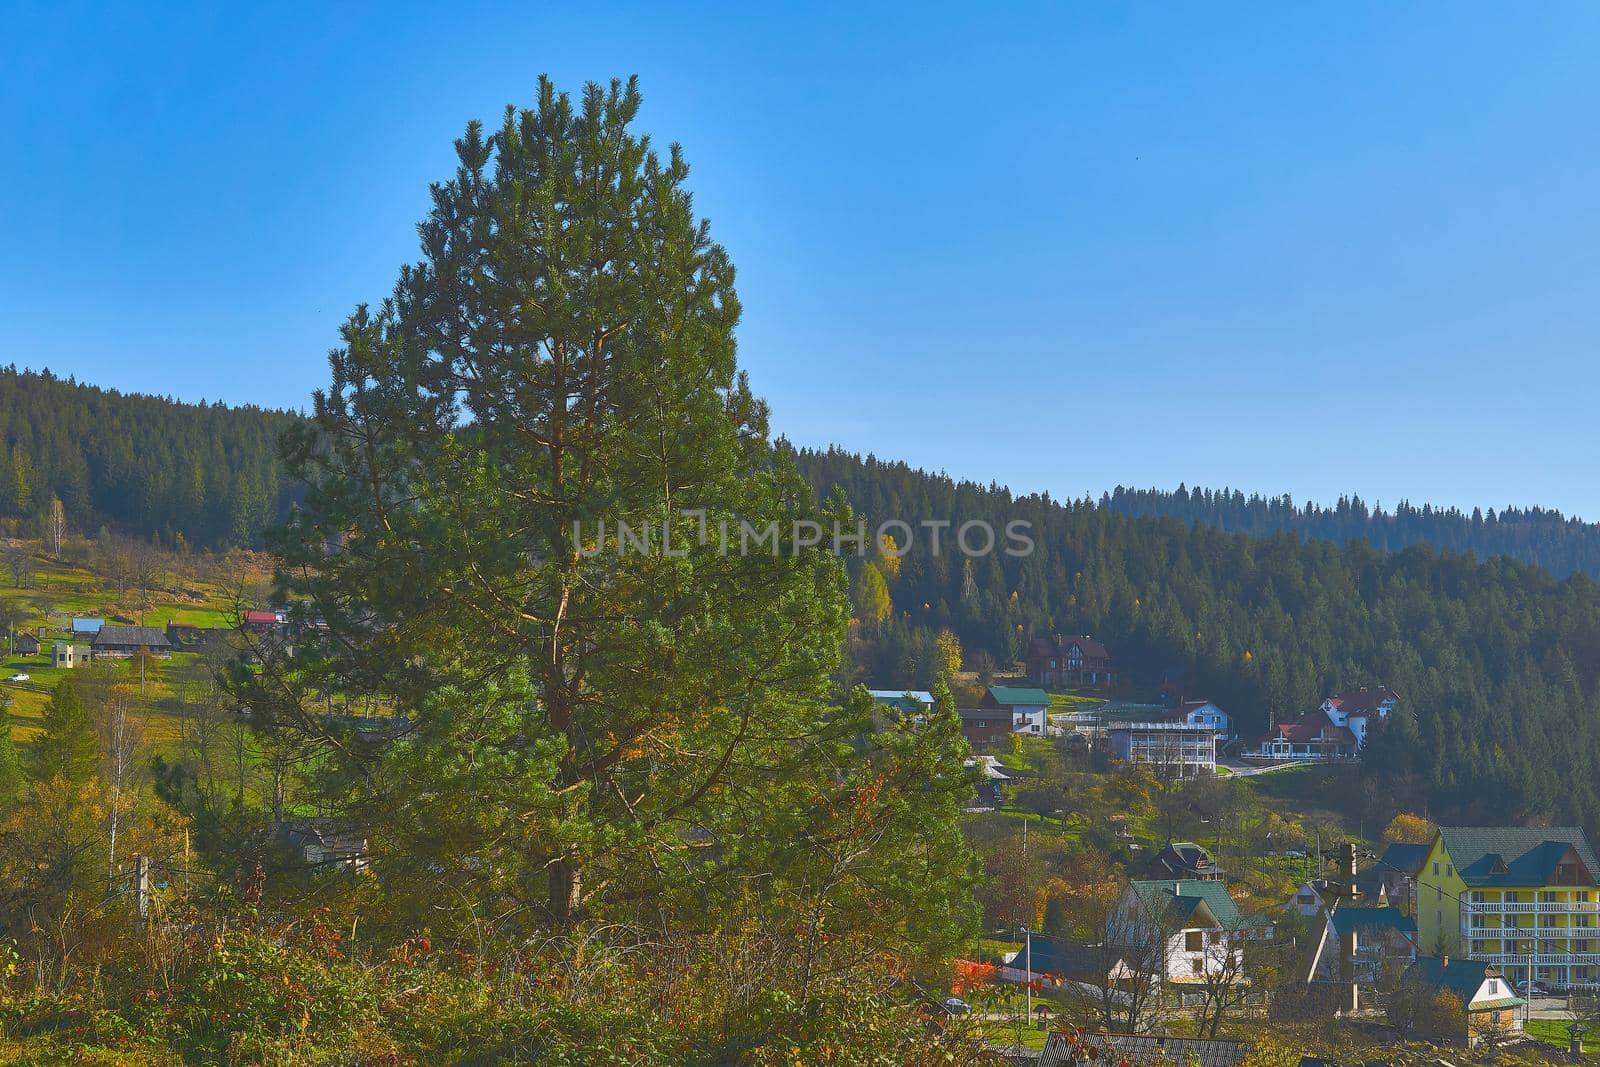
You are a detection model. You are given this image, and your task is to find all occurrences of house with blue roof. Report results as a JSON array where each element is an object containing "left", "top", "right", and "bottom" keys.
[
  {"left": 1416, "top": 825, "right": 1600, "bottom": 992},
  {"left": 1307, "top": 905, "right": 1418, "bottom": 985},
  {"left": 1399, "top": 955, "right": 1524, "bottom": 1044}
]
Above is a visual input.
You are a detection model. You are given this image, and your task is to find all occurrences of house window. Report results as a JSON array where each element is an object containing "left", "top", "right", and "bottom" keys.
[
  {"left": 1433, "top": 862, "right": 1440, "bottom": 876},
  {"left": 1191, "top": 958, "right": 1204, "bottom": 975},
  {"left": 1185, "top": 931, "right": 1204, "bottom": 952},
  {"left": 1446, "top": 865, "right": 1453, "bottom": 877}
]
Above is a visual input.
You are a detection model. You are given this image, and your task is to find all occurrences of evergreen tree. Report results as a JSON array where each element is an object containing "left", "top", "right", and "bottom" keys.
[
  {"left": 0, "top": 702, "right": 23, "bottom": 810},
  {"left": 252, "top": 78, "right": 968, "bottom": 951},
  {"left": 35, "top": 677, "right": 98, "bottom": 784}
]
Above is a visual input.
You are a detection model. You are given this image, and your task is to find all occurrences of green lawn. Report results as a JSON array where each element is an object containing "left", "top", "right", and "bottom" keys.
[
  {"left": 1048, "top": 692, "right": 1105, "bottom": 712},
  {"left": 973, "top": 1020, "right": 1050, "bottom": 1050},
  {"left": 1526, "top": 1017, "right": 1596, "bottom": 1053}
]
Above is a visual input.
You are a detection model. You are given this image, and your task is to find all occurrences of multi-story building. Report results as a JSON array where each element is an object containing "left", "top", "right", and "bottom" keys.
[
  {"left": 1415, "top": 826, "right": 1600, "bottom": 990},
  {"left": 1108, "top": 709, "right": 1220, "bottom": 778}
]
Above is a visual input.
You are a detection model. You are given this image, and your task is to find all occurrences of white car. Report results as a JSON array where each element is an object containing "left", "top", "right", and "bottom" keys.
[
  {"left": 7, "top": 672, "right": 28, "bottom": 682},
  {"left": 941, "top": 997, "right": 971, "bottom": 1016}
]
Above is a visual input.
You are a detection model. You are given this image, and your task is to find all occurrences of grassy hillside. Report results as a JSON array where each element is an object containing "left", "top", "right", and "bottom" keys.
[{"left": 0, "top": 537, "right": 268, "bottom": 743}]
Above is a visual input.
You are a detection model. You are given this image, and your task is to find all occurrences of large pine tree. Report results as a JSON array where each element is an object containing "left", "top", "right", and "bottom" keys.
[{"left": 255, "top": 78, "right": 975, "bottom": 949}]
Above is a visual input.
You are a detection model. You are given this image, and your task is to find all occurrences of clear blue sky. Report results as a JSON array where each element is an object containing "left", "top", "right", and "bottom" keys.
[{"left": 6, "top": 4, "right": 1600, "bottom": 515}]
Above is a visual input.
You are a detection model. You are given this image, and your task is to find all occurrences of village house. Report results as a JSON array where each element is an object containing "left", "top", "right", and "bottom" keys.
[
  {"left": 1025, "top": 634, "right": 1116, "bottom": 687},
  {"left": 1287, "top": 878, "right": 1341, "bottom": 918},
  {"left": 1254, "top": 686, "right": 1397, "bottom": 761},
  {"left": 90, "top": 625, "right": 173, "bottom": 659},
  {"left": 980, "top": 686, "right": 1050, "bottom": 735},
  {"left": 51, "top": 641, "right": 86, "bottom": 669},
  {"left": 1318, "top": 686, "right": 1397, "bottom": 748},
  {"left": 865, "top": 689, "right": 934, "bottom": 714},
  {"left": 963, "top": 755, "right": 1011, "bottom": 806},
  {"left": 14, "top": 633, "right": 39, "bottom": 656},
  {"left": 1416, "top": 825, "right": 1600, "bottom": 991},
  {"left": 241, "top": 609, "right": 285, "bottom": 634},
  {"left": 273, "top": 817, "right": 368, "bottom": 870},
  {"left": 69, "top": 617, "right": 104, "bottom": 640},
  {"left": 958, "top": 708, "right": 1010, "bottom": 747},
  {"left": 1108, "top": 879, "right": 1253, "bottom": 984},
  {"left": 1355, "top": 841, "right": 1430, "bottom": 916},
  {"left": 1398, "top": 956, "right": 1525, "bottom": 1045},
  {"left": 1169, "top": 699, "right": 1232, "bottom": 746},
  {"left": 1253, "top": 709, "right": 1357, "bottom": 761},
  {"left": 1146, "top": 841, "right": 1223, "bottom": 882},
  {"left": 1307, "top": 905, "right": 1418, "bottom": 986}
]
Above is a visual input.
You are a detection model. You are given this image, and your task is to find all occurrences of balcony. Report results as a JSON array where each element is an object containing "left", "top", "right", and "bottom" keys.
[
  {"left": 1467, "top": 950, "right": 1600, "bottom": 968},
  {"left": 1461, "top": 900, "right": 1599, "bottom": 914}
]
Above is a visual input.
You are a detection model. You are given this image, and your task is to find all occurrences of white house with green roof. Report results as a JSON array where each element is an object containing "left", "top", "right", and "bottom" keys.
[
  {"left": 980, "top": 686, "right": 1050, "bottom": 735},
  {"left": 1415, "top": 826, "right": 1600, "bottom": 991},
  {"left": 1110, "top": 879, "right": 1254, "bottom": 983},
  {"left": 1400, "top": 956, "right": 1524, "bottom": 1044}
]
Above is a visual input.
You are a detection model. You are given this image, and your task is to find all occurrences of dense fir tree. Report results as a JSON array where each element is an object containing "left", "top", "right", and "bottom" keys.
[
  {"left": 0, "top": 367, "right": 299, "bottom": 547},
  {"left": 34, "top": 677, "right": 99, "bottom": 784},
  {"left": 796, "top": 446, "right": 1600, "bottom": 838},
  {"left": 248, "top": 78, "right": 977, "bottom": 957},
  {"left": 0, "top": 702, "right": 22, "bottom": 810}
]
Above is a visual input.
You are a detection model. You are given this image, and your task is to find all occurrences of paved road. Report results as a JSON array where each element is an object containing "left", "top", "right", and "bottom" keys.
[{"left": 1217, "top": 758, "right": 1313, "bottom": 777}]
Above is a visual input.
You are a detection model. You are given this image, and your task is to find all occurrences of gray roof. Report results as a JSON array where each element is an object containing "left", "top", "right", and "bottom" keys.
[
  {"left": 1437, "top": 826, "right": 1600, "bottom": 887},
  {"left": 999, "top": 936, "right": 1100, "bottom": 981},
  {"left": 1040, "top": 1032, "right": 1245, "bottom": 1067},
  {"left": 1376, "top": 841, "right": 1430, "bottom": 877},
  {"left": 91, "top": 625, "right": 172, "bottom": 649},
  {"left": 1328, "top": 905, "right": 1416, "bottom": 937}
]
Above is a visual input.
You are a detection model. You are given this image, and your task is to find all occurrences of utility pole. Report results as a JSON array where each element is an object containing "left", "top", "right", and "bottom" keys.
[
  {"left": 134, "top": 854, "right": 150, "bottom": 923},
  {"left": 1023, "top": 926, "right": 1033, "bottom": 1026},
  {"left": 1323, "top": 840, "right": 1364, "bottom": 1014}
]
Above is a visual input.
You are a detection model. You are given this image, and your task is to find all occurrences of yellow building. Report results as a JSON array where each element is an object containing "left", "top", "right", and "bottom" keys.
[{"left": 1415, "top": 827, "right": 1600, "bottom": 990}]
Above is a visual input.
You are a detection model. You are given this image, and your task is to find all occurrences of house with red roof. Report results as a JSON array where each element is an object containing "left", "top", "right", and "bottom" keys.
[
  {"left": 1253, "top": 686, "right": 1398, "bottom": 761},
  {"left": 1026, "top": 633, "right": 1116, "bottom": 687},
  {"left": 1318, "top": 686, "right": 1397, "bottom": 748},
  {"left": 241, "top": 609, "right": 286, "bottom": 635},
  {"left": 1253, "top": 708, "right": 1358, "bottom": 761}
]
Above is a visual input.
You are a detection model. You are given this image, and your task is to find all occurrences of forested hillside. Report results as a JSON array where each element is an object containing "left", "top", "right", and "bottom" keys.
[
  {"left": 8, "top": 364, "right": 1600, "bottom": 585},
  {"left": 0, "top": 367, "right": 298, "bottom": 549},
  {"left": 1100, "top": 483, "right": 1600, "bottom": 579},
  {"left": 795, "top": 446, "right": 1600, "bottom": 834}
]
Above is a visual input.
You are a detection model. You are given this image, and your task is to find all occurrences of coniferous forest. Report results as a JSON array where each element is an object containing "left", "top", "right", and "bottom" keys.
[
  {"left": 0, "top": 367, "right": 299, "bottom": 549},
  {"left": 794, "top": 447, "right": 1600, "bottom": 836},
  {"left": 3, "top": 372, "right": 1599, "bottom": 833}
]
